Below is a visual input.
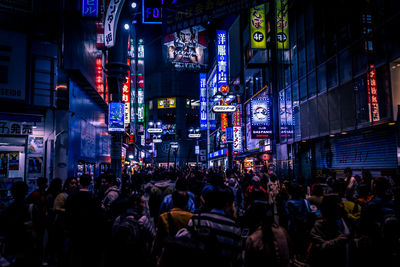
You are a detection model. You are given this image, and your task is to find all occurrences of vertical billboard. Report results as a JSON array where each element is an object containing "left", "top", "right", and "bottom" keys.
[
  {"left": 200, "top": 73, "right": 207, "bottom": 130},
  {"left": 108, "top": 103, "right": 125, "bottom": 132},
  {"left": 233, "top": 104, "right": 243, "bottom": 152},
  {"left": 276, "top": 0, "right": 289, "bottom": 49},
  {"left": 250, "top": 96, "right": 273, "bottom": 139},
  {"left": 250, "top": 4, "right": 267, "bottom": 49},
  {"left": 122, "top": 59, "right": 131, "bottom": 124},
  {"left": 217, "top": 30, "right": 228, "bottom": 89},
  {"left": 367, "top": 65, "right": 380, "bottom": 122},
  {"left": 82, "top": 0, "right": 99, "bottom": 17},
  {"left": 163, "top": 26, "right": 207, "bottom": 71}
]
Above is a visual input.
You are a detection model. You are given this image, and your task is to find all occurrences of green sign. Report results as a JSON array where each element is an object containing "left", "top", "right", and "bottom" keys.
[
  {"left": 250, "top": 4, "right": 267, "bottom": 49},
  {"left": 276, "top": 0, "right": 289, "bottom": 49}
]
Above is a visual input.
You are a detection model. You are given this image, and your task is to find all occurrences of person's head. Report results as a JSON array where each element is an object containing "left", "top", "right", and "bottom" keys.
[
  {"left": 373, "top": 176, "right": 391, "bottom": 198},
  {"left": 172, "top": 190, "right": 189, "bottom": 210},
  {"left": 104, "top": 173, "right": 117, "bottom": 188},
  {"left": 128, "top": 192, "right": 145, "bottom": 212},
  {"left": 175, "top": 177, "right": 188, "bottom": 191},
  {"left": 48, "top": 178, "right": 62, "bottom": 195},
  {"left": 312, "top": 184, "right": 324, "bottom": 197},
  {"left": 63, "top": 177, "right": 78, "bottom": 193},
  {"left": 36, "top": 177, "right": 48, "bottom": 190},
  {"left": 11, "top": 181, "right": 28, "bottom": 201},
  {"left": 208, "top": 185, "right": 234, "bottom": 212},
  {"left": 288, "top": 183, "right": 304, "bottom": 200},
  {"left": 357, "top": 183, "right": 370, "bottom": 199},
  {"left": 251, "top": 176, "right": 261, "bottom": 187},
  {"left": 362, "top": 170, "right": 372, "bottom": 181},
  {"left": 320, "top": 194, "right": 342, "bottom": 220},
  {"left": 269, "top": 174, "right": 277, "bottom": 182},
  {"left": 344, "top": 168, "right": 352, "bottom": 178},
  {"left": 79, "top": 174, "right": 91, "bottom": 188}
]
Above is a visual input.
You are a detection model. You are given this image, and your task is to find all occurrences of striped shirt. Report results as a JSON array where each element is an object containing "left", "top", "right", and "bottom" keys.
[{"left": 187, "top": 211, "right": 242, "bottom": 264}]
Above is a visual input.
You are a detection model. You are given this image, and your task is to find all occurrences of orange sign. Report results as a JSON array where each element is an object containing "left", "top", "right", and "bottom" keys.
[{"left": 220, "top": 84, "right": 229, "bottom": 94}]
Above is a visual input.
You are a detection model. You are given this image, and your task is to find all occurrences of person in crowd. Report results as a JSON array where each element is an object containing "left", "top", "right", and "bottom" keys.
[
  {"left": 285, "top": 183, "right": 312, "bottom": 260},
  {"left": 65, "top": 174, "right": 101, "bottom": 267},
  {"left": 309, "top": 194, "right": 350, "bottom": 267},
  {"left": 159, "top": 177, "right": 196, "bottom": 215},
  {"left": 149, "top": 170, "right": 174, "bottom": 220},
  {"left": 101, "top": 174, "right": 120, "bottom": 213},
  {"left": 344, "top": 168, "right": 358, "bottom": 197},
  {"left": 227, "top": 176, "right": 244, "bottom": 218},
  {"left": 266, "top": 174, "right": 280, "bottom": 204},
  {"left": 53, "top": 177, "right": 77, "bottom": 266},
  {"left": 110, "top": 192, "right": 155, "bottom": 267},
  {"left": 307, "top": 183, "right": 324, "bottom": 208},
  {"left": 154, "top": 190, "right": 193, "bottom": 261},
  {"left": 244, "top": 200, "right": 291, "bottom": 267},
  {"left": 244, "top": 176, "right": 267, "bottom": 210},
  {"left": 0, "top": 181, "right": 34, "bottom": 266},
  {"left": 200, "top": 172, "right": 226, "bottom": 211},
  {"left": 187, "top": 185, "right": 242, "bottom": 267}
]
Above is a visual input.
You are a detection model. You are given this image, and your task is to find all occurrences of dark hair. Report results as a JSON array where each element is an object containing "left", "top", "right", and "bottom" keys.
[
  {"left": 312, "top": 184, "right": 324, "bottom": 197},
  {"left": 128, "top": 192, "right": 143, "bottom": 209},
  {"left": 172, "top": 191, "right": 189, "bottom": 209},
  {"left": 11, "top": 181, "right": 28, "bottom": 200},
  {"left": 320, "top": 194, "right": 340, "bottom": 220},
  {"left": 105, "top": 173, "right": 117, "bottom": 186},
  {"left": 175, "top": 177, "right": 188, "bottom": 191},
  {"left": 344, "top": 168, "right": 352, "bottom": 176},
  {"left": 63, "top": 177, "right": 77, "bottom": 192},
  {"left": 374, "top": 177, "right": 391, "bottom": 199},
  {"left": 48, "top": 178, "right": 62, "bottom": 196},
  {"left": 288, "top": 183, "right": 304, "bottom": 199},
  {"left": 79, "top": 174, "right": 92, "bottom": 187},
  {"left": 208, "top": 185, "right": 234, "bottom": 209}
]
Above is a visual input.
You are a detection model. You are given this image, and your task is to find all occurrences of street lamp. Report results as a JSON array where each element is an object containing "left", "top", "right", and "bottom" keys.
[{"left": 188, "top": 127, "right": 201, "bottom": 167}]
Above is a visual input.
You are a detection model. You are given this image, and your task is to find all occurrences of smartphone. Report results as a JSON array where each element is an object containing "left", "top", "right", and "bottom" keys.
[{"left": 241, "top": 228, "right": 249, "bottom": 238}]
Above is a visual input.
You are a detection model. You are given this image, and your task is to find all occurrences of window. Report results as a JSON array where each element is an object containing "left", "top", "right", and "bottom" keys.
[
  {"left": 339, "top": 49, "right": 352, "bottom": 84},
  {"left": 299, "top": 76, "right": 307, "bottom": 101},
  {"left": 308, "top": 71, "right": 317, "bottom": 98},
  {"left": 317, "top": 64, "right": 327, "bottom": 93},
  {"left": 326, "top": 57, "right": 338, "bottom": 89}
]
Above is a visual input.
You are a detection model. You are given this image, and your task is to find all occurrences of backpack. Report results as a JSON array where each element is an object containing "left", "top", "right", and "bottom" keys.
[
  {"left": 149, "top": 184, "right": 173, "bottom": 218},
  {"left": 112, "top": 212, "right": 142, "bottom": 250},
  {"left": 380, "top": 212, "right": 399, "bottom": 245},
  {"left": 287, "top": 199, "right": 313, "bottom": 234},
  {"left": 159, "top": 213, "right": 220, "bottom": 267}
]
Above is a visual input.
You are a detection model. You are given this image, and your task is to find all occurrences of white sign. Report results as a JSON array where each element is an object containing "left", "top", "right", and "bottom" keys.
[
  {"left": 188, "top": 133, "right": 201, "bottom": 138},
  {"left": 212, "top": 105, "right": 236, "bottom": 113},
  {"left": 195, "top": 145, "right": 200, "bottom": 155},
  {"left": 153, "top": 138, "right": 162, "bottom": 143},
  {"left": 124, "top": 103, "right": 130, "bottom": 124},
  {"left": 233, "top": 126, "right": 243, "bottom": 152},
  {"left": 147, "top": 128, "right": 163, "bottom": 133},
  {"left": 104, "top": 0, "right": 126, "bottom": 48}
]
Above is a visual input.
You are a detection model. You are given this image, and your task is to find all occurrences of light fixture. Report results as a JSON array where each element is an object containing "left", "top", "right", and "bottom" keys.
[
  {"left": 341, "top": 132, "right": 347, "bottom": 135},
  {"left": 212, "top": 92, "right": 223, "bottom": 102},
  {"left": 32, "top": 122, "right": 37, "bottom": 129},
  {"left": 389, "top": 122, "right": 396, "bottom": 125},
  {"left": 329, "top": 134, "right": 335, "bottom": 137},
  {"left": 131, "top": 2, "right": 137, "bottom": 8},
  {"left": 148, "top": 121, "right": 154, "bottom": 127},
  {"left": 124, "top": 23, "right": 130, "bottom": 30},
  {"left": 129, "top": 154, "right": 134, "bottom": 159}
]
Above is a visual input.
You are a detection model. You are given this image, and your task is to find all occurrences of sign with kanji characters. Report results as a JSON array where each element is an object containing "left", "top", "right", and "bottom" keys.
[
  {"left": 108, "top": 102, "right": 125, "bottom": 132},
  {"left": 200, "top": 73, "right": 207, "bottom": 130},
  {"left": 367, "top": 65, "right": 380, "bottom": 122},
  {"left": 276, "top": 0, "right": 289, "bottom": 49},
  {"left": 221, "top": 113, "right": 228, "bottom": 132},
  {"left": 163, "top": 25, "right": 207, "bottom": 72},
  {"left": 104, "top": 0, "right": 126, "bottom": 48},
  {"left": 82, "top": 0, "right": 99, "bottom": 18},
  {"left": 0, "top": 121, "right": 33, "bottom": 135},
  {"left": 250, "top": 4, "right": 266, "bottom": 49},
  {"left": 217, "top": 30, "right": 227, "bottom": 89},
  {"left": 233, "top": 126, "right": 242, "bottom": 152}
]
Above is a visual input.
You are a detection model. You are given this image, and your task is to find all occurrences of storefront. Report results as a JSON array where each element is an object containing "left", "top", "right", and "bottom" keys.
[{"left": 208, "top": 148, "right": 228, "bottom": 169}]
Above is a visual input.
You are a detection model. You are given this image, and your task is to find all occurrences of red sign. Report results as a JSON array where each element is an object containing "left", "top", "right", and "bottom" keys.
[
  {"left": 95, "top": 57, "right": 104, "bottom": 97},
  {"left": 220, "top": 84, "right": 229, "bottom": 94},
  {"left": 366, "top": 64, "right": 379, "bottom": 122},
  {"left": 137, "top": 74, "right": 144, "bottom": 89},
  {"left": 221, "top": 113, "right": 228, "bottom": 132},
  {"left": 122, "top": 59, "right": 131, "bottom": 103},
  {"left": 233, "top": 104, "right": 241, "bottom": 127}
]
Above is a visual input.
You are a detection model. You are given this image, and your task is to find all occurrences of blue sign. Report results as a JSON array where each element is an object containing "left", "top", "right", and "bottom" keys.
[
  {"left": 200, "top": 73, "right": 207, "bottom": 130},
  {"left": 250, "top": 98, "right": 273, "bottom": 139},
  {"left": 208, "top": 148, "right": 228, "bottom": 159},
  {"left": 142, "top": 0, "right": 163, "bottom": 24},
  {"left": 216, "top": 30, "right": 227, "bottom": 89},
  {"left": 108, "top": 103, "right": 125, "bottom": 132},
  {"left": 226, "top": 127, "right": 233, "bottom": 142},
  {"left": 82, "top": 0, "right": 98, "bottom": 17}
]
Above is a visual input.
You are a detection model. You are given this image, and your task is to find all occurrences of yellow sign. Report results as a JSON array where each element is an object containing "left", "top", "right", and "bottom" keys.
[
  {"left": 250, "top": 4, "right": 267, "bottom": 49},
  {"left": 157, "top": 98, "right": 176, "bottom": 109},
  {"left": 276, "top": 0, "right": 289, "bottom": 49}
]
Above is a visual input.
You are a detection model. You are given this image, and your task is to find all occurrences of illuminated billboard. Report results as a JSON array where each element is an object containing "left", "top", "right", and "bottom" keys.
[
  {"left": 250, "top": 4, "right": 267, "bottom": 49},
  {"left": 108, "top": 103, "right": 125, "bottom": 132},
  {"left": 200, "top": 73, "right": 207, "bottom": 130},
  {"left": 250, "top": 97, "right": 273, "bottom": 139},
  {"left": 158, "top": 98, "right": 176, "bottom": 109},
  {"left": 217, "top": 30, "right": 227, "bottom": 88},
  {"left": 276, "top": 0, "right": 289, "bottom": 49},
  {"left": 163, "top": 25, "right": 207, "bottom": 71}
]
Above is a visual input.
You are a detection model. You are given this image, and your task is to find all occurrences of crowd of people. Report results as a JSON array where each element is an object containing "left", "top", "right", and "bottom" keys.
[{"left": 0, "top": 166, "right": 399, "bottom": 267}]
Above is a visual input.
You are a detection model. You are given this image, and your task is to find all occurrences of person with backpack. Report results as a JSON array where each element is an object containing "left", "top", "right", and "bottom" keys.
[
  {"left": 154, "top": 190, "right": 193, "bottom": 263},
  {"left": 149, "top": 171, "right": 174, "bottom": 220},
  {"left": 101, "top": 174, "right": 120, "bottom": 213},
  {"left": 266, "top": 174, "right": 280, "bottom": 204},
  {"left": 159, "top": 177, "right": 196, "bottom": 215},
  {"left": 111, "top": 192, "right": 155, "bottom": 267}
]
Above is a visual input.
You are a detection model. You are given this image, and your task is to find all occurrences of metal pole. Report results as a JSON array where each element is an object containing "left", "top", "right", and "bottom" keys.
[
  {"left": 167, "top": 145, "right": 171, "bottom": 168},
  {"left": 196, "top": 138, "right": 199, "bottom": 167}
]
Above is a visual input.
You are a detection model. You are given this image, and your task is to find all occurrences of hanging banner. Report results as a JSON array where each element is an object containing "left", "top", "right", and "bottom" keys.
[
  {"left": 233, "top": 126, "right": 243, "bottom": 152},
  {"left": 251, "top": 97, "right": 273, "bottom": 139},
  {"left": 217, "top": 30, "right": 227, "bottom": 89},
  {"left": 276, "top": 0, "right": 289, "bottom": 49},
  {"left": 104, "top": 0, "right": 126, "bottom": 48},
  {"left": 200, "top": 73, "right": 207, "bottom": 130},
  {"left": 250, "top": 4, "right": 266, "bottom": 49}
]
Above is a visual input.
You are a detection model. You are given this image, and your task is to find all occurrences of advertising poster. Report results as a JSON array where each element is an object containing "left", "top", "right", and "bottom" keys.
[
  {"left": 200, "top": 73, "right": 207, "bottom": 130},
  {"left": 250, "top": 4, "right": 267, "bottom": 49},
  {"left": 108, "top": 103, "right": 125, "bottom": 132},
  {"left": 158, "top": 98, "right": 176, "bottom": 109},
  {"left": 28, "top": 156, "right": 43, "bottom": 174},
  {"left": 163, "top": 25, "right": 207, "bottom": 71},
  {"left": 28, "top": 137, "right": 44, "bottom": 154},
  {"left": 8, "top": 152, "right": 19, "bottom": 170},
  {"left": 233, "top": 104, "right": 243, "bottom": 152},
  {"left": 251, "top": 98, "right": 273, "bottom": 139},
  {"left": 0, "top": 152, "right": 8, "bottom": 177},
  {"left": 276, "top": 0, "right": 289, "bottom": 49}
]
